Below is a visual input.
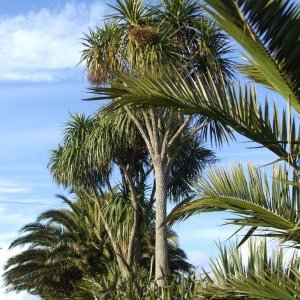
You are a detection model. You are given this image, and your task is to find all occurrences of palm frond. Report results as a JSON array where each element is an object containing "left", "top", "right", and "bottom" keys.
[
  {"left": 168, "top": 163, "right": 300, "bottom": 246},
  {"left": 88, "top": 70, "right": 300, "bottom": 166},
  {"left": 199, "top": 238, "right": 300, "bottom": 299},
  {"left": 202, "top": 0, "right": 300, "bottom": 112}
]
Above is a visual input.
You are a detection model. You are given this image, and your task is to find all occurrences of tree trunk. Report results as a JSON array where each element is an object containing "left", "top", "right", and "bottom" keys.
[
  {"left": 118, "top": 163, "right": 140, "bottom": 267},
  {"left": 154, "top": 159, "right": 169, "bottom": 287},
  {"left": 127, "top": 200, "right": 139, "bottom": 265},
  {"left": 124, "top": 106, "right": 189, "bottom": 287}
]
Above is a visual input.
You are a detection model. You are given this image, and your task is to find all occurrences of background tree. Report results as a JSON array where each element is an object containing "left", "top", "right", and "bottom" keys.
[
  {"left": 49, "top": 112, "right": 151, "bottom": 271},
  {"left": 3, "top": 195, "right": 111, "bottom": 299},
  {"left": 3, "top": 193, "right": 192, "bottom": 299}
]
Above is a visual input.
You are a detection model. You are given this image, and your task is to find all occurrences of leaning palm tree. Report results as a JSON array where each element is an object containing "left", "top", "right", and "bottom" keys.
[{"left": 81, "top": 0, "right": 234, "bottom": 284}]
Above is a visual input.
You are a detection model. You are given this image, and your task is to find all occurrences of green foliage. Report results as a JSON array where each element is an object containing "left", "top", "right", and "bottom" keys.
[
  {"left": 80, "top": 23, "right": 125, "bottom": 85},
  {"left": 199, "top": 238, "right": 300, "bottom": 299},
  {"left": 9, "top": 1, "right": 300, "bottom": 298},
  {"left": 89, "top": 69, "right": 300, "bottom": 161},
  {"left": 168, "top": 163, "right": 300, "bottom": 246},
  {"left": 107, "top": 0, "right": 151, "bottom": 26},
  {"left": 81, "top": 0, "right": 235, "bottom": 285},
  {"left": 49, "top": 110, "right": 216, "bottom": 202},
  {"left": 202, "top": 0, "right": 300, "bottom": 112},
  {"left": 48, "top": 111, "right": 149, "bottom": 191},
  {"left": 84, "top": 1, "right": 300, "bottom": 298},
  {"left": 73, "top": 266, "right": 201, "bottom": 300},
  {"left": 80, "top": 0, "right": 234, "bottom": 86},
  {"left": 4, "top": 192, "right": 191, "bottom": 298},
  {"left": 3, "top": 195, "right": 111, "bottom": 298}
]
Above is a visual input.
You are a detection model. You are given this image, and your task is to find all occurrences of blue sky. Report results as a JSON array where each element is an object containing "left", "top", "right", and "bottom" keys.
[{"left": 0, "top": 1, "right": 279, "bottom": 299}]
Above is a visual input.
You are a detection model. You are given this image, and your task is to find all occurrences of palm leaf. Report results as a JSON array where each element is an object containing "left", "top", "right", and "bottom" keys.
[
  {"left": 199, "top": 238, "right": 300, "bottom": 299},
  {"left": 167, "top": 163, "right": 300, "bottom": 246},
  {"left": 202, "top": 0, "right": 300, "bottom": 112},
  {"left": 88, "top": 70, "right": 300, "bottom": 166}
]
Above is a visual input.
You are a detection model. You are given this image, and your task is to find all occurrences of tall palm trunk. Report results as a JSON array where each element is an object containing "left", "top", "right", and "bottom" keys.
[{"left": 153, "top": 159, "right": 169, "bottom": 286}]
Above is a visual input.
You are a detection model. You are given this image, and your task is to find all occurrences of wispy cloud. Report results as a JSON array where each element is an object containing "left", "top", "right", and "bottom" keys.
[
  {"left": 0, "top": 1, "right": 107, "bottom": 82},
  {"left": 0, "top": 127, "right": 61, "bottom": 153},
  {"left": 0, "top": 180, "right": 31, "bottom": 194}
]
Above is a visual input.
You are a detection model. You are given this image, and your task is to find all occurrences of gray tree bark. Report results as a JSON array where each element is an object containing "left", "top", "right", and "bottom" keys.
[
  {"left": 153, "top": 158, "right": 169, "bottom": 286},
  {"left": 125, "top": 106, "right": 191, "bottom": 287}
]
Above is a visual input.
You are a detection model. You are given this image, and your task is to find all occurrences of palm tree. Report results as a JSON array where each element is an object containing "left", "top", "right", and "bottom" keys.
[
  {"left": 81, "top": 0, "right": 234, "bottom": 284},
  {"left": 89, "top": 0, "right": 300, "bottom": 238},
  {"left": 3, "top": 195, "right": 112, "bottom": 299},
  {"left": 49, "top": 112, "right": 152, "bottom": 273},
  {"left": 4, "top": 193, "right": 191, "bottom": 299}
]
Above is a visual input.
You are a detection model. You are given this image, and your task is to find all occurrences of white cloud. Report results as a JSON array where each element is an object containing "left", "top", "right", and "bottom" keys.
[
  {"left": 0, "top": 180, "right": 31, "bottom": 194},
  {"left": 0, "top": 127, "right": 61, "bottom": 151},
  {"left": 0, "top": 1, "right": 107, "bottom": 82}
]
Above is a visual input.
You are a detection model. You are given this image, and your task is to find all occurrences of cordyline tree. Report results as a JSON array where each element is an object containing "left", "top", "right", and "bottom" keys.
[
  {"left": 81, "top": 0, "right": 234, "bottom": 285},
  {"left": 47, "top": 111, "right": 215, "bottom": 283},
  {"left": 89, "top": 0, "right": 300, "bottom": 298},
  {"left": 49, "top": 113, "right": 151, "bottom": 273}
]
